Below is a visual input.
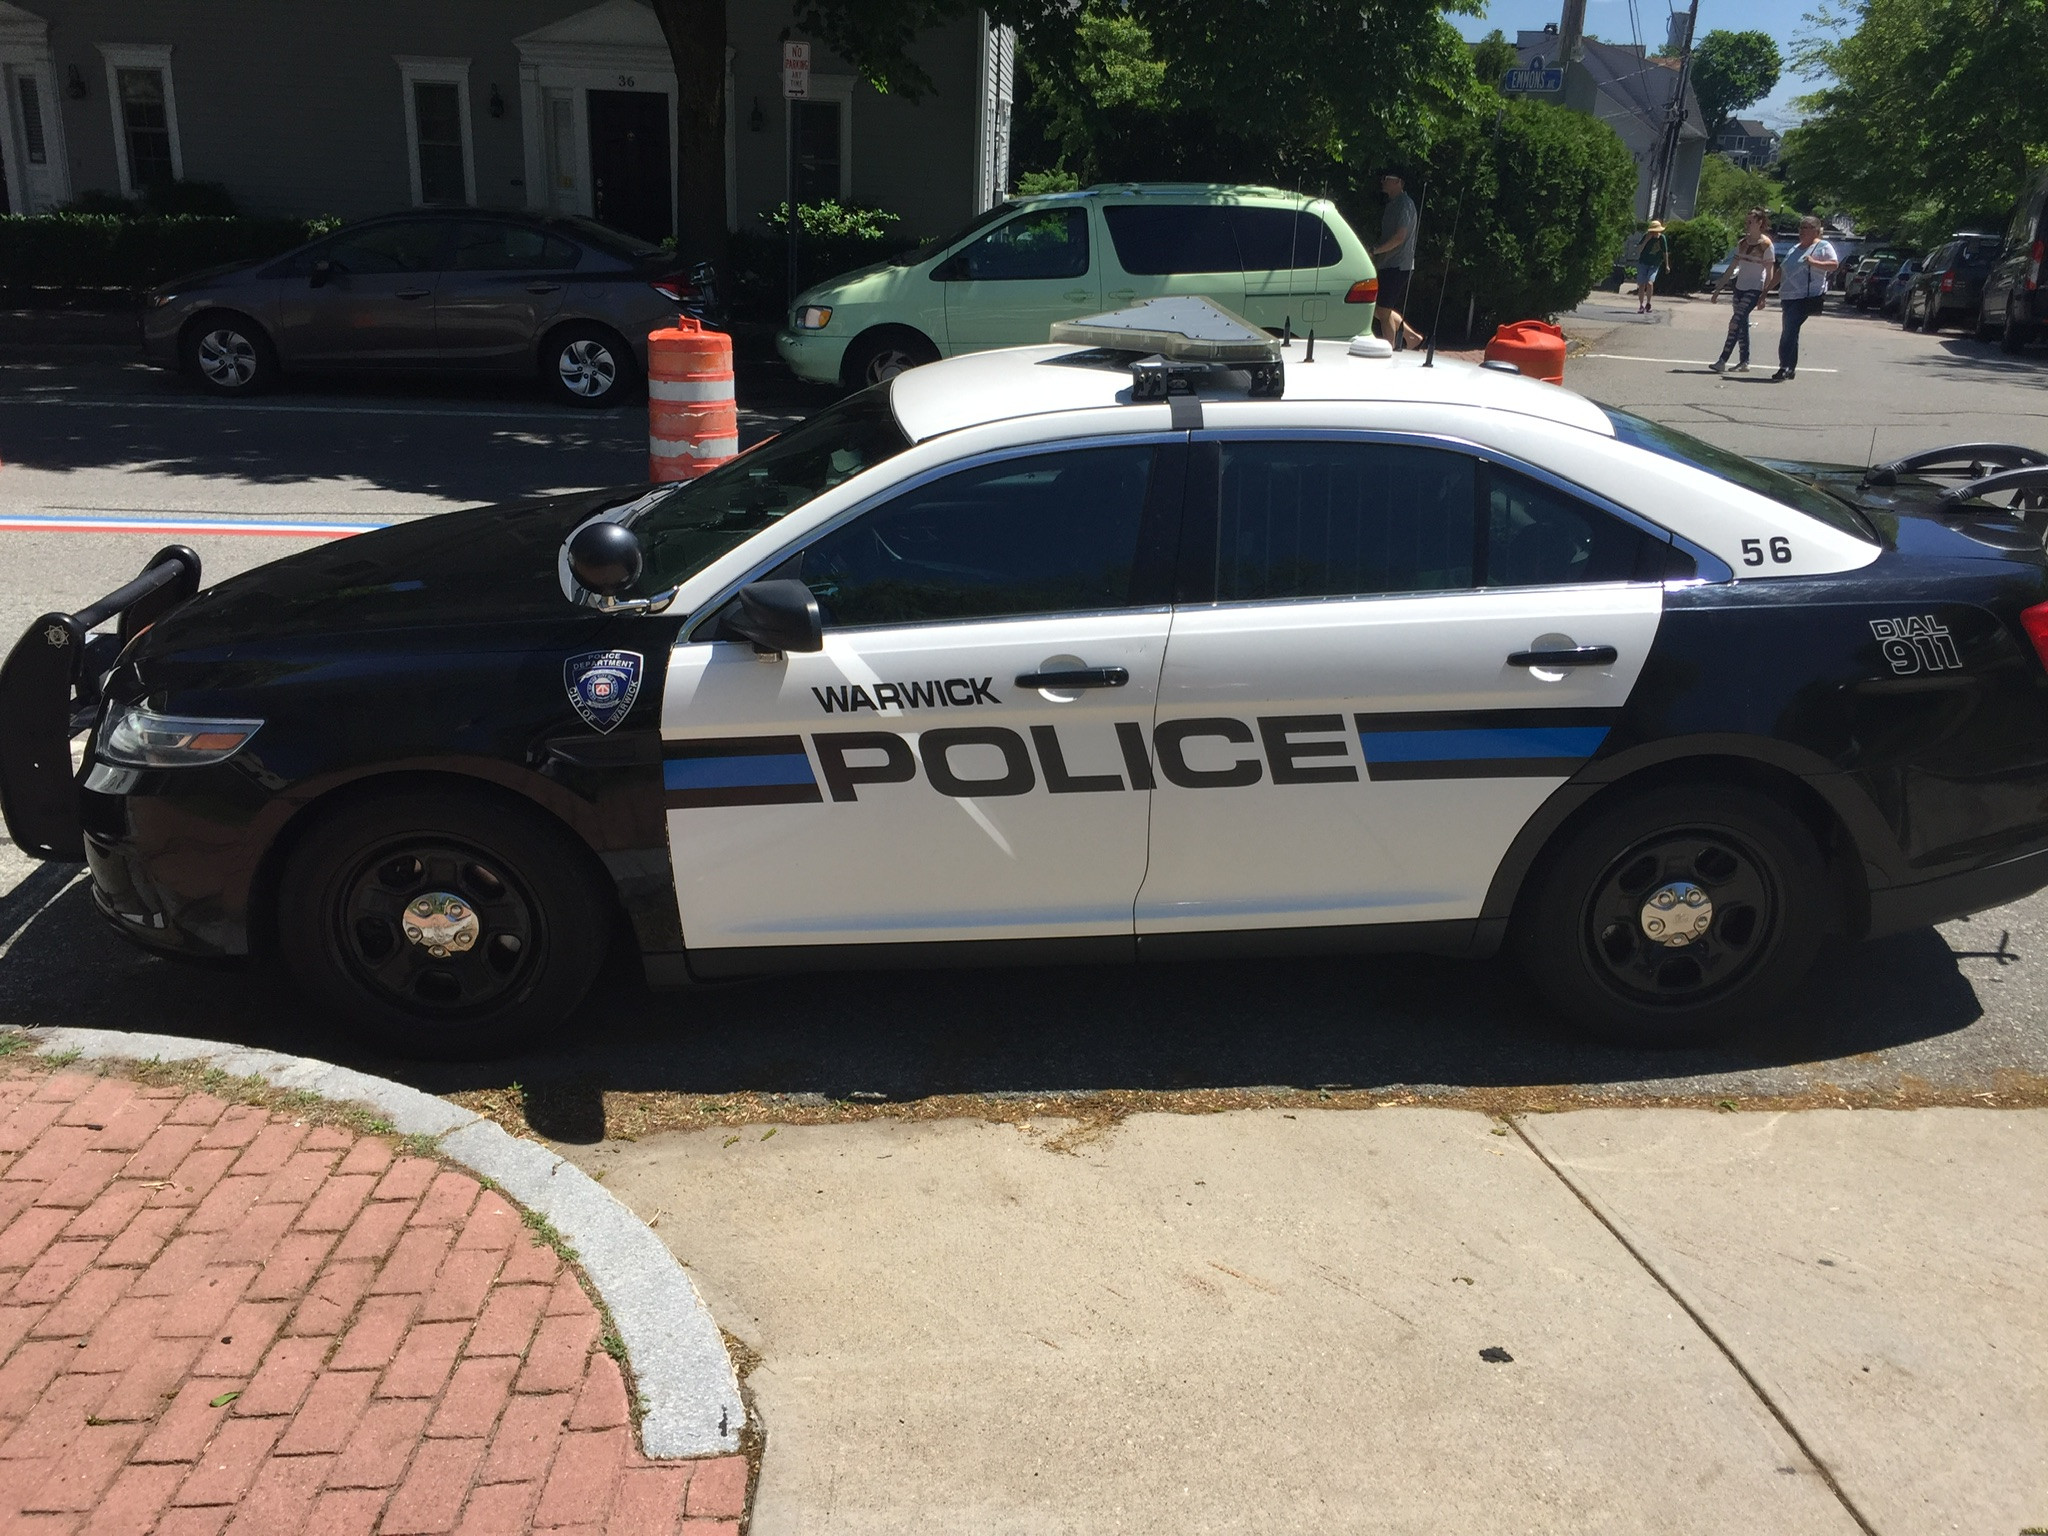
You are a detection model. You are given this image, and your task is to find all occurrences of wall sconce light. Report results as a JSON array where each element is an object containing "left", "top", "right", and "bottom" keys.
[
  {"left": 749, "top": 96, "right": 765, "bottom": 132},
  {"left": 488, "top": 84, "right": 505, "bottom": 118},
  {"left": 66, "top": 64, "right": 88, "bottom": 100}
]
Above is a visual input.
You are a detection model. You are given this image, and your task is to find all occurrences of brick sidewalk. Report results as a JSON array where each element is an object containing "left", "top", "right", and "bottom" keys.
[{"left": 0, "top": 1061, "right": 748, "bottom": 1535}]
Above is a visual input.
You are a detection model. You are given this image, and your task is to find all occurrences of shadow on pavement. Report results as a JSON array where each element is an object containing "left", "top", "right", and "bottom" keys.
[{"left": 0, "top": 875, "right": 1987, "bottom": 1142}]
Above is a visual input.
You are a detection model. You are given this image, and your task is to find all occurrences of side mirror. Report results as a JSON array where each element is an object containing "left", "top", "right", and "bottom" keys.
[
  {"left": 726, "top": 579, "right": 822, "bottom": 654},
  {"left": 309, "top": 259, "right": 334, "bottom": 289},
  {"left": 567, "top": 520, "right": 643, "bottom": 597}
]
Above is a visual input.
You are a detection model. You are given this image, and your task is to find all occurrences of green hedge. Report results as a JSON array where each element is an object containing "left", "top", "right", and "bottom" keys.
[
  {"left": 1657, "top": 215, "right": 1736, "bottom": 295},
  {"left": 0, "top": 213, "right": 339, "bottom": 295},
  {"left": 726, "top": 200, "right": 921, "bottom": 321}
]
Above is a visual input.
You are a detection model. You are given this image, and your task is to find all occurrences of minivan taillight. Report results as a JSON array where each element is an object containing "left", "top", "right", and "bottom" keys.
[
  {"left": 1941, "top": 272, "right": 1955, "bottom": 293},
  {"left": 2029, "top": 239, "right": 2043, "bottom": 291},
  {"left": 650, "top": 273, "right": 699, "bottom": 303},
  {"left": 1345, "top": 279, "right": 1380, "bottom": 304},
  {"left": 2021, "top": 603, "right": 2048, "bottom": 673}
]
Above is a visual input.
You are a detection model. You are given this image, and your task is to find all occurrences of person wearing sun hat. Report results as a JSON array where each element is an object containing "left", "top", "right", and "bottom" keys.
[{"left": 1635, "top": 220, "right": 1669, "bottom": 313}]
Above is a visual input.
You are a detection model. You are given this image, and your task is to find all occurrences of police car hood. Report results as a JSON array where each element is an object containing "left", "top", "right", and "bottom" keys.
[{"left": 134, "top": 489, "right": 639, "bottom": 656}]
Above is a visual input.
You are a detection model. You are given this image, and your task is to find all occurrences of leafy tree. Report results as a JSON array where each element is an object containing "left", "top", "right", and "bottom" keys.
[
  {"left": 1471, "top": 28, "right": 1518, "bottom": 87},
  {"left": 1785, "top": 0, "right": 2048, "bottom": 243},
  {"left": 1693, "top": 153, "right": 1791, "bottom": 225},
  {"left": 1689, "top": 29, "right": 1781, "bottom": 136}
]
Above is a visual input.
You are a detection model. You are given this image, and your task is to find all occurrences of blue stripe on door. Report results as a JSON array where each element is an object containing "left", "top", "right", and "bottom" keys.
[
  {"left": 663, "top": 736, "right": 823, "bottom": 807},
  {"left": 1360, "top": 726, "right": 1612, "bottom": 763},
  {"left": 664, "top": 753, "right": 818, "bottom": 791}
]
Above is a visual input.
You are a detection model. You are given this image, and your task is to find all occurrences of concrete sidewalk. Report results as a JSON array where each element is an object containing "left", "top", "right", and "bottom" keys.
[{"left": 575, "top": 1106, "right": 2047, "bottom": 1536}]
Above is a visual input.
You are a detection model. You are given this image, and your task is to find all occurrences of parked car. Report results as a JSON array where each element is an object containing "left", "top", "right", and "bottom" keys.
[
  {"left": 1845, "top": 250, "right": 1908, "bottom": 307},
  {"left": 1900, "top": 233, "right": 2003, "bottom": 333},
  {"left": 142, "top": 210, "right": 716, "bottom": 407},
  {"left": 1879, "top": 257, "right": 1923, "bottom": 317},
  {"left": 776, "top": 183, "right": 1380, "bottom": 390},
  {"left": 1979, "top": 166, "right": 2048, "bottom": 353}
]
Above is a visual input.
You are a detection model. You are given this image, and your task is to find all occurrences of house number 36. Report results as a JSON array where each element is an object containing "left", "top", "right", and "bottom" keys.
[{"left": 616, "top": 74, "right": 636, "bottom": 87}]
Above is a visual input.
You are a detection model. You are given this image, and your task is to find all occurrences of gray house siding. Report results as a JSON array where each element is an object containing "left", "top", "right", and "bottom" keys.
[
  {"left": 30, "top": 0, "right": 1003, "bottom": 240},
  {"left": 1509, "top": 33, "right": 1707, "bottom": 221}
]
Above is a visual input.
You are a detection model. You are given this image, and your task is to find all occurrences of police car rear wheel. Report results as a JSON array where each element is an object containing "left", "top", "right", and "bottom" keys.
[
  {"left": 278, "top": 790, "right": 610, "bottom": 1059},
  {"left": 1513, "top": 785, "right": 1830, "bottom": 1047}
]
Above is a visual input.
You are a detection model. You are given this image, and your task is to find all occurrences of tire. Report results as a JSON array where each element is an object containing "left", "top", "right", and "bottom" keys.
[
  {"left": 840, "top": 328, "right": 940, "bottom": 392},
  {"left": 1902, "top": 294, "right": 1922, "bottom": 331},
  {"left": 1974, "top": 303, "right": 1999, "bottom": 343},
  {"left": 2002, "top": 304, "right": 2034, "bottom": 355},
  {"left": 277, "top": 788, "right": 613, "bottom": 1059},
  {"left": 1510, "top": 783, "right": 1832, "bottom": 1049},
  {"left": 182, "top": 311, "right": 277, "bottom": 396},
  {"left": 541, "top": 322, "right": 639, "bottom": 408}
]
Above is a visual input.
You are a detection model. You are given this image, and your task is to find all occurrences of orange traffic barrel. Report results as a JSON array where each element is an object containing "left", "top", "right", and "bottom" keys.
[
  {"left": 1485, "top": 319, "right": 1567, "bottom": 384},
  {"left": 648, "top": 318, "right": 737, "bottom": 483}
]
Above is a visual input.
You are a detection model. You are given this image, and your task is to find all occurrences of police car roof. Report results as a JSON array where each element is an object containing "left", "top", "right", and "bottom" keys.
[{"left": 886, "top": 342, "right": 1616, "bottom": 443}]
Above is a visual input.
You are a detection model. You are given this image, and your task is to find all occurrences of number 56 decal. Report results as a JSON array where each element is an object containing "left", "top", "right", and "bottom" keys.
[{"left": 1741, "top": 536, "right": 1793, "bottom": 566}]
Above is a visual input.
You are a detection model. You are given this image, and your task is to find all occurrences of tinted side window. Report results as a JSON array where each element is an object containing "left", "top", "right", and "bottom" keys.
[
  {"left": 448, "top": 222, "right": 581, "bottom": 272},
  {"left": 798, "top": 446, "right": 1154, "bottom": 628},
  {"left": 1203, "top": 442, "right": 1476, "bottom": 601},
  {"left": 950, "top": 208, "right": 1089, "bottom": 281},
  {"left": 1103, "top": 205, "right": 1239, "bottom": 275},
  {"left": 325, "top": 221, "right": 446, "bottom": 274},
  {"left": 1227, "top": 209, "right": 1343, "bottom": 271},
  {"left": 1485, "top": 466, "right": 1664, "bottom": 587}
]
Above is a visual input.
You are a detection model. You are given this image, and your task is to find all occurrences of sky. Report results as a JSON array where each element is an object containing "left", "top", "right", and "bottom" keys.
[{"left": 1452, "top": 0, "right": 1826, "bottom": 129}]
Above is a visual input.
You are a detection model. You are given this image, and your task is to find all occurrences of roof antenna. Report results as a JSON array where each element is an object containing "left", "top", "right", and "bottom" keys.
[
  {"left": 1867, "top": 425, "right": 1879, "bottom": 474},
  {"left": 1282, "top": 316, "right": 1293, "bottom": 349},
  {"left": 1424, "top": 108, "right": 1507, "bottom": 369},
  {"left": 1304, "top": 330, "right": 1316, "bottom": 362}
]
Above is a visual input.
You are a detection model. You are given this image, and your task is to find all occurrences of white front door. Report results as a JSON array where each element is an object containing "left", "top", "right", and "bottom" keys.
[
  {"left": 1138, "top": 435, "right": 1670, "bottom": 936},
  {"left": 662, "top": 439, "right": 1180, "bottom": 953}
]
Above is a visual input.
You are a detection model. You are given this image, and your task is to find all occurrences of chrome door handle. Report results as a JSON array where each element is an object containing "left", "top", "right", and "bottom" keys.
[
  {"left": 1508, "top": 645, "right": 1618, "bottom": 668},
  {"left": 1015, "top": 666, "right": 1129, "bottom": 689},
  {"left": 525, "top": 282, "right": 563, "bottom": 294},
  {"left": 396, "top": 289, "right": 430, "bottom": 300}
]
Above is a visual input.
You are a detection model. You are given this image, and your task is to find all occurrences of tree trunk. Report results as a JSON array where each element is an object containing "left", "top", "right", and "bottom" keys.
[{"left": 651, "top": 0, "right": 730, "bottom": 272}]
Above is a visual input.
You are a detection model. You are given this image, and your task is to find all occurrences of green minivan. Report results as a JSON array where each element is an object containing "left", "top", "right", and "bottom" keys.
[{"left": 776, "top": 183, "right": 1380, "bottom": 390}]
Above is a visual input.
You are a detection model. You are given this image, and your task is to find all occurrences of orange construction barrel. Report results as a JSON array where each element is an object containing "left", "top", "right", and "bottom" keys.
[
  {"left": 1485, "top": 319, "right": 1567, "bottom": 385},
  {"left": 648, "top": 318, "right": 737, "bottom": 483}
]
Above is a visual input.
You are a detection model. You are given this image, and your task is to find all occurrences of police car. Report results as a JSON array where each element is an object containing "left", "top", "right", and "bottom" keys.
[{"left": 7, "top": 299, "right": 2048, "bottom": 1059}]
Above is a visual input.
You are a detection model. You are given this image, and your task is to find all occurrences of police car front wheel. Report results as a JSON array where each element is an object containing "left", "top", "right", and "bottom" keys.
[
  {"left": 277, "top": 789, "right": 612, "bottom": 1059},
  {"left": 1513, "top": 784, "right": 1832, "bottom": 1048}
]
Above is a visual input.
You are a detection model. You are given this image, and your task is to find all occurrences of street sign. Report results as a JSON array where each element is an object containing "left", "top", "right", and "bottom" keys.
[
  {"left": 782, "top": 40, "right": 810, "bottom": 100},
  {"left": 1502, "top": 66, "right": 1565, "bottom": 93}
]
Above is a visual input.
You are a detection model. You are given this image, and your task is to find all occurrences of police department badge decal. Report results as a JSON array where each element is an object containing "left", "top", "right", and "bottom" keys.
[{"left": 564, "top": 650, "right": 643, "bottom": 733}]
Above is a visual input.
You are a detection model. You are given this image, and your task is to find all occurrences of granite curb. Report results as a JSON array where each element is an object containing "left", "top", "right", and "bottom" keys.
[{"left": 16, "top": 1024, "right": 746, "bottom": 1458}]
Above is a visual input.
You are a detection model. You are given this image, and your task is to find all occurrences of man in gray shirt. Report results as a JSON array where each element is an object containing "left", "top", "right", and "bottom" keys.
[{"left": 1371, "top": 172, "right": 1425, "bottom": 349}]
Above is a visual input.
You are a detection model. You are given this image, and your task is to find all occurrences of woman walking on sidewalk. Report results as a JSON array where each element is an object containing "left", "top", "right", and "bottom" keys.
[
  {"left": 1635, "top": 221, "right": 1669, "bottom": 313},
  {"left": 1710, "top": 209, "right": 1776, "bottom": 372},
  {"left": 1772, "top": 216, "right": 1839, "bottom": 381}
]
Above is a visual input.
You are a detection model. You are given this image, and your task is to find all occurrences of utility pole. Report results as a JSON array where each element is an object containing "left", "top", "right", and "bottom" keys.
[
  {"left": 1556, "top": 0, "right": 1586, "bottom": 66},
  {"left": 1652, "top": 0, "right": 1700, "bottom": 220}
]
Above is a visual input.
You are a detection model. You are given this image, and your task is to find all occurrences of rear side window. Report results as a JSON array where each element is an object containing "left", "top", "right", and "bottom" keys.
[
  {"left": 1228, "top": 208, "right": 1344, "bottom": 270},
  {"left": 1103, "top": 205, "right": 1239, "bottom": 275},
  {"left": 448, "top": 222, "right": 581, "bottom": 272},
  {"left": 1201, "top": 441, "right": 1477, "bottom": 601},
  {"left": 1487, "top": 467, "right": 1669, "bottom": 586},
  {"left": 948, "top": 208, "right": 1089, "bottom": 281},
  {"left": 798, "top": 446, "right": 1155, "bottom": 627}
]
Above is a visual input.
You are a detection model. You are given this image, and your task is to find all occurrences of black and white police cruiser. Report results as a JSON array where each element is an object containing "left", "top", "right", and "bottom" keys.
[{"left": 8, "top": 297, "right": 2048, "bottom": 1057}]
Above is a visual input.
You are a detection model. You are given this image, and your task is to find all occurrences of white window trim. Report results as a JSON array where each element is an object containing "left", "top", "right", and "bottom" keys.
[
  {"left": 98, "top": 42, "right": 182, "bottom": 197},
  {"left": 793, "top": 75, "right": 853, "bottom": 205},
  {"left": 396, "top": 55, "right": 476, "bottom": 207}
]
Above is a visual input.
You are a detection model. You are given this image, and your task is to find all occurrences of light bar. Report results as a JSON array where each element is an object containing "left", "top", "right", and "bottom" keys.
[{"left": 1049, "top": 296, "right": 1280, "bottom": 365}]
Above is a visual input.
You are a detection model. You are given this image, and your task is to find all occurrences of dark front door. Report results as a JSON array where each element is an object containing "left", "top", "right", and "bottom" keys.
[{"left": 587, "top": 89, "right": 672, "bottom": 243}]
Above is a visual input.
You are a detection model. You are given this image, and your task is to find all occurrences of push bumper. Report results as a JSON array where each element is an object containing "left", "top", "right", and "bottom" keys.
[
  {"left": 1867, "top": 843, "right": 2048, "bottom": 938},
  {"left": 0, "top": 546, "right": 203, "bottom": 862},
  {"left": 775, "top": 327, "right": 848, "bottom": 386}
]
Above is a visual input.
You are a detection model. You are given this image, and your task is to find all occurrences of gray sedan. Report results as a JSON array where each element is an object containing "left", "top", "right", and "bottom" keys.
[{"left": 142, "top": 210, "right": 712, "bottom": 407}]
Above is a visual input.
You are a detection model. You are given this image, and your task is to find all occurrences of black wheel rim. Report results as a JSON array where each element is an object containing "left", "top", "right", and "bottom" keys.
[
  {"left": 1581, "top": 823, "right": 1780, "bottom": 1009},
  {"left": 333, "top": 837, "right": 541, "bottom": 1020}
]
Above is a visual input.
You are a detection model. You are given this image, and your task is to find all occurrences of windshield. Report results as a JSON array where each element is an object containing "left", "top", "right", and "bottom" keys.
[
  {"left": 892, "top": 202, "right": 1021, "bottom": 266},
  {"left": 557, "top": 216, "right": 662, "bottom": 262},
  {"left": 1599, "top": 407, "right": 1878, "bottom": 543},
  {"left": 627, "top": 387, "right": 911, "bottom": 590}
]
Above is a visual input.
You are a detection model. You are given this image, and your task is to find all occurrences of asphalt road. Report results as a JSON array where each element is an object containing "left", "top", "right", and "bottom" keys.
[{"left": 2, "top": 313, "right": 2047, "bottom": 1131}]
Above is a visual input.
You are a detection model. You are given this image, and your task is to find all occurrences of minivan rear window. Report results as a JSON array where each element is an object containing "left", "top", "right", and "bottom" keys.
[
  {"left": 1228, "top": 208, "right": 1343, "bottom": 270},
  {"left": 1103, "top": 205, "right": 1240, "bottom": 275},
  {"left": 1600, "top": 407, "right": 1877, "bottom": 543}
]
